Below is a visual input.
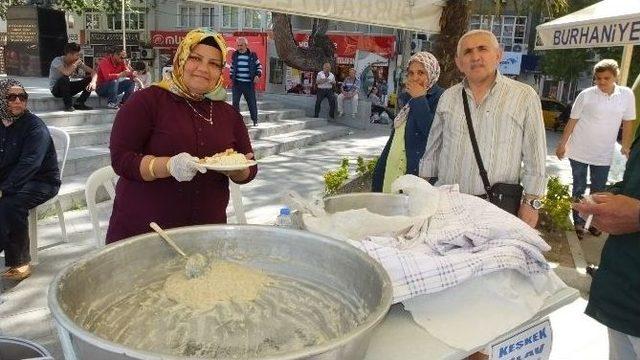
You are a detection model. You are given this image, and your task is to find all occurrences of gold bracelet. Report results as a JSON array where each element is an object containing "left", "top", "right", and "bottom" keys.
[{"left": 148, "top": 157, "right": 157, "bottom": 179}]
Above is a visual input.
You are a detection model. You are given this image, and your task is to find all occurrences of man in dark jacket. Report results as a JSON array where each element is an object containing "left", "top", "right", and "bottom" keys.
[
  {"left": 574, "top": 134, "right": 640, "bottom": 359},
  {"left": 230, "top": 37, "right": 262, "bottom": 126}
]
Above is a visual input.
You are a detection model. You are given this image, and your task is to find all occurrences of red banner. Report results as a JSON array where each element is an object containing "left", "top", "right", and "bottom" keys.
[
  {"left": 151, "top": 31, "right": 268, "bottom": 91},
  {"left": 293, "top": 33, "right": 396, "bottom": 59}
]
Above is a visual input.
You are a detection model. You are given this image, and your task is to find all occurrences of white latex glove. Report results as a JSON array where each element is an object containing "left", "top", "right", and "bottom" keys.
[{"left": 168, "top": 152, "right": 206, "bottom": 182}]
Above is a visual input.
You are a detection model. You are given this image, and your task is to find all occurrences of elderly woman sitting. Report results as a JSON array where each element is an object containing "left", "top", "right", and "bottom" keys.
[
  {"left": 372, "top": 51, "right": 444, "bottom": 193},
  {"left": 0, "top": 79, "right": 61, "bottom": 281},
  {"left": 106, "top": 28, "right": 257, "bottom": 243}
]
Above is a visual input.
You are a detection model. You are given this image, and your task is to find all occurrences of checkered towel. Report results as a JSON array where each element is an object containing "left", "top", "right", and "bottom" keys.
[{"left": 353, "top": 186, "right": 551, "bottom": 303}]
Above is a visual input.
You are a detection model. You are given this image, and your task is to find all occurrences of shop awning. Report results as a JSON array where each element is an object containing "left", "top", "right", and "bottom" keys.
[
  {"left": 187, "top": 0, "right": 444, "bottom": 33},
  {"left": 535, "top": 0, "right": 640, "bottom": 50}
]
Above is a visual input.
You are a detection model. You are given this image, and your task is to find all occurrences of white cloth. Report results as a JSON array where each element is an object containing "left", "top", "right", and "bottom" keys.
[
  {"left": 316, "top": 71, "right": 335, "bottom": 89},
  {"left": 403, "top": 270, "right": 565, "bottom": 351},
  {"left": 355, "top": 185, "right": 550, "bottom": 303},
  {"left": 168, "top": 152, "right": 205, "bottom": 182},
  {"left": 568, "top": 85, "right": 636, "bottom": 166}
]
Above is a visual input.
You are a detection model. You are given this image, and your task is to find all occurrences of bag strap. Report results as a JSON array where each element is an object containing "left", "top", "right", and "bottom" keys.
[{"left": 461, "top": 88, "right": 493, "bottom": 198}]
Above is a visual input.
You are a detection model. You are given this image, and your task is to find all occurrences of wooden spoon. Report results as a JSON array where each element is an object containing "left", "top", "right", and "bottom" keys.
[{"left": 149, "top": 222, "right": 208, "bottom": 278}]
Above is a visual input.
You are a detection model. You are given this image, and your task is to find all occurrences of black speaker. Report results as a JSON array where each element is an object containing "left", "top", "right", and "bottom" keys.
[{"left": 5, "top": 6, "right": 67, "bottom": 77}]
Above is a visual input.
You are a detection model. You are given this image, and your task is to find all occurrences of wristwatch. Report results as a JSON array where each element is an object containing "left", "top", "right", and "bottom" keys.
[{"left": 525, "top": 198, "right": 542, "bottom": 210}]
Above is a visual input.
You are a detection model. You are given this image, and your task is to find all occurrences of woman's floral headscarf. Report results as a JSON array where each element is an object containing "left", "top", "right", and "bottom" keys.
[
  {"left": 0, "top": 78, "right": 28, "bottom": 123},
  {"left": 394, "top": 51, "right": 441, "bottom": 129},
  {"left": 154, "top": 28, "right": 228, "bottom": 101}
]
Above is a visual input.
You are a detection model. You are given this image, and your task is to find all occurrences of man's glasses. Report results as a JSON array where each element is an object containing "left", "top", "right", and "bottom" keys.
[{"left": 6, "top": 93, "right": 28, "bottom": 102}]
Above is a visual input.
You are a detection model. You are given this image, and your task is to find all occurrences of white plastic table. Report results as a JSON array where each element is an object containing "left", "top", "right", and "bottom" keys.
[{"left": 365, "top": 287, "right": 579, "bottom": 360}]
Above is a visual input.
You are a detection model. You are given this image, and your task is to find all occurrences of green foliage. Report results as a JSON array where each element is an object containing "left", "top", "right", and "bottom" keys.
[
  {"left": 356, "top": 156, "right": 378, "bottom": 177},
  {"left": 0, "top": 0, "right": 137, "bottom": 19},
  {"left": 541, "top": 176, "right": 573, "bottom": 231},
  {"left": 539, "top": 48, "right": 592, "bottom": 83},
  {"left": 324, "top": 156, "right": 378, "bottom": 195},
  {"left": 324, "top": 158, "right": 349, "bottom": 196}
]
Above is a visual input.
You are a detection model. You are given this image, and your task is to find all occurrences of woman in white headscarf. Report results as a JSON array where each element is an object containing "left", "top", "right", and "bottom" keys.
[{"left": 372, "top": 51, "right": 443, "bottom": 192}]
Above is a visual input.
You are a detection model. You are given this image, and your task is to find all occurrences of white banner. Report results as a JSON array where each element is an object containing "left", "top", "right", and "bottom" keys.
[
  {"left": 536, "top": 0, "right": 640, "bottom": 50},
  {"left": 188, "top": 0, "right": 444, "bottom": 33},
  {"left": 499, "top": 52, "right": 522, "bottom": 75}
]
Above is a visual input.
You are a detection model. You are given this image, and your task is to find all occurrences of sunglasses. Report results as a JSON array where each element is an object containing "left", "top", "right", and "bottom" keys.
[{"left": 6, "top": 93, "right": 28, "bottom": 102}]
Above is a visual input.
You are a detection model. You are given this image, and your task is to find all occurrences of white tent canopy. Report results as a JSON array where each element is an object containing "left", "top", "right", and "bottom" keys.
[
  {"left": 187, "top": 0, "right": 444, "bottom": 33},
  {"left": 535, "top": 0, "right": 640, "bottom": 50},
  {"left": 536, "top": 0, "right": 640, "bottom": 86}
]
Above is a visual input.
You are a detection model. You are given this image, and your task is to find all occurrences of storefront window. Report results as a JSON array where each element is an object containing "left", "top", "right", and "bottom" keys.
[
  {"left": 469, "top": 14, "right": 528, "bottom": 53},
  {"left": 244, "top": 9, "right": 261, "bottom": 29},
  {"left": 222, "top": 6, "right": 238, "bottom": 28},
  {"left": 85, "top": 13, "right": 101, "bottom": 30},
  {"left": 178, "top": 5, "right": 196, "bottom": 28},
  {"left": 201, "top": 7, "right": 216, "bottom": 28},
  {"left": 107, "top": 12, "right": 144, "bottom": 30},
  {"left": 106, "top": 14, "right": 122, "bottom": 30},
  {"left": 269, "top": 57, "right": 283, "bottom": 84},
  {"left": 265, "top": 12, "right": 272, "bottom": 30}
]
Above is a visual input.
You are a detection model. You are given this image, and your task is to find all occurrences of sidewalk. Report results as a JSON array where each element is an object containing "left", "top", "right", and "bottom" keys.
[{"left": 0, "top": 80, "right": 625, "bottom": 358}]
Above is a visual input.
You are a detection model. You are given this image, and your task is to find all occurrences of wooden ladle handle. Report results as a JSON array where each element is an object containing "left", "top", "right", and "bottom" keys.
[{"left": 149, "top": 222, "right": 187, "bottom": 258}]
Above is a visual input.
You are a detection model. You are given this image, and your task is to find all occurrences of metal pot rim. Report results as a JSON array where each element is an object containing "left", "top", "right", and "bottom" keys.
[{"left": 48, "top": 224, "right": 393, "bottom": 360}]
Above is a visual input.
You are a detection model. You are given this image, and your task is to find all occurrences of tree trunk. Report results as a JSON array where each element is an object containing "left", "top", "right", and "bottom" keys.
[
  {"left": 433, "top": 0, "right": 470, "bottom": 88},
  {"left": 272, "top": 12, "right": 335, "bottom": 72}
]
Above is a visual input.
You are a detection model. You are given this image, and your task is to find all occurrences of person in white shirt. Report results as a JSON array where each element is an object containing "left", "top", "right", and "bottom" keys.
[
  {"left": 337, "top": 68, "right": 359, "bottom": 117},
  {"left": 556, "top": 59, "right": 636, "bottom": 239},
  {"left": 314, "top": 62, "right": 336, "bottom": 118}
]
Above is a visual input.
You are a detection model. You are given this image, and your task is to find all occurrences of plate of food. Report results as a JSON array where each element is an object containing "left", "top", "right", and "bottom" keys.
[{"left": 198, "top": 149, "right": 257, "bottom": 171}]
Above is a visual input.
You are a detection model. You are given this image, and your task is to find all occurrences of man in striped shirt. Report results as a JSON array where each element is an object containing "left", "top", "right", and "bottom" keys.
[
  {"left": 420, "top": 30, "right": 546, "bottom": 228},
  {"left": 230, "top": 37, "right": 262, "bottom": 126}
]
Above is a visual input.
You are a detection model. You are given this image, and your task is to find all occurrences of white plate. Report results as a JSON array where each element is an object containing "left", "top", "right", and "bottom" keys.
[{"left": 201, "top": 160, "right": 257, "bottom": 171}]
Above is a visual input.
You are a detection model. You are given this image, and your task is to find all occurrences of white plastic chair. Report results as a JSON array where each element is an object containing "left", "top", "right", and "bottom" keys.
[
  {"left": 85, "top": 166, "right": 118, "bottom": 248},
  {"left": 85, "top": 166, "right": 247, "bottom": 248},
  {"left": 28, "top": 126, "right": 70, "bottom": 264}
]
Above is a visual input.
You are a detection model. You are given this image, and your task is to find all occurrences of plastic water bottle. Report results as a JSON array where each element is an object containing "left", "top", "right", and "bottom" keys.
[{"left": 275, "top": 207, "right": 293, "bottom": 228}]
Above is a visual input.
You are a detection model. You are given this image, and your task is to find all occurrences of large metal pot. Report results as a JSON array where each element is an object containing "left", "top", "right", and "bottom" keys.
[{"left": 48, "top": 225, "right": 392, "bottom": 360}]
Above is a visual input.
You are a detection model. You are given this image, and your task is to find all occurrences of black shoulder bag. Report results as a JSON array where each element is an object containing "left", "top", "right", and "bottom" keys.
[{"left": 462, "top": 89, "right": 523, "bottom": 215}]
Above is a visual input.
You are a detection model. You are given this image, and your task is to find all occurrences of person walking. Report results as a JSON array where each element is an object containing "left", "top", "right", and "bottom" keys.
[
  {"left": 556, "top": 59, "right": 636, "bottom": 239},
  {"left": 314, "top": 62, "right": 336, "bottom": 119},
  {"left": 230, "top": 37, "right": 262, "bottom": 126}
]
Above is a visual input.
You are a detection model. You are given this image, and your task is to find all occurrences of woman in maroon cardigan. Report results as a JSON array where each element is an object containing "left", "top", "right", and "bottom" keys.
[{"left": 106, "top": 29, "right": 257, "bottom": 243}]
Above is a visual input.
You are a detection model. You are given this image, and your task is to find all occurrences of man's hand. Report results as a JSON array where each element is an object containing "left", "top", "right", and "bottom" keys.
[
  {"left": 86, "top": 81, "right": 96, "bottom": 91},
  {"left": 621, "top": 147, "right": 631, "bottom": 158},
  {"left": 518, "top": 202, "right": 539, "bottom": 228},
  {"left": 253, "top": 75, "right": 259, "bottom": 83},
  {"left": 555, "top": 142, "right": 567, "bottom": 159},
  {"left": 573, "top": 194, "right": 640, "bottom": 235}
]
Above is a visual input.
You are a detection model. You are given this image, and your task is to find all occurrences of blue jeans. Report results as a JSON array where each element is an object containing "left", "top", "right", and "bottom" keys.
[
  {"left": 96, "top": 78, "right": 135, "bottom": 104},
  {"left": 570, "top": 158, "right": 610, "bottom": 226},
  {"left": 232, "top": 82, "right": 258, "bottom": 124}
]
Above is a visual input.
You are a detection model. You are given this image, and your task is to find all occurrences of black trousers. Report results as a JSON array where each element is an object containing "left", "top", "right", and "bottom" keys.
[
  {"left": 314, "top": 88, "right": 336, "bottom": 118},
  {"left": 51, "top": 76, "right": 92, "bottom": 108},
  {"left": 0, "top": 181, "right": 59, "bottom": 267},
  {"left": 232, "top": 82, "right": 258, "bottom": 124}
]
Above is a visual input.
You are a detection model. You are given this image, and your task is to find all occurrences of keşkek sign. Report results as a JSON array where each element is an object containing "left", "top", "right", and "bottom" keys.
[{"left": 491, "top": 319, "right": 552, "bottom": 360}]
